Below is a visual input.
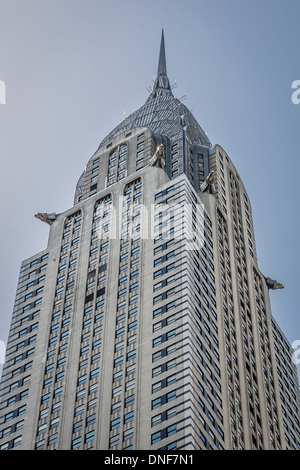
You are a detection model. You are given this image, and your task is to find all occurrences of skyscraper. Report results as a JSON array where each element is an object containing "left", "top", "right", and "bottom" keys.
[{"left": 0, "top": 30, "right": 299, "bottom": 451}]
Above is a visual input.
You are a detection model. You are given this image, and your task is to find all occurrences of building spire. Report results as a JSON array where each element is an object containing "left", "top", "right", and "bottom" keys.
[
  {"left": 157, "top": 28, "right": 167, "bottom": 76},
  {"left": 152, "top": 28, "right": 173, "bottom": 97}
]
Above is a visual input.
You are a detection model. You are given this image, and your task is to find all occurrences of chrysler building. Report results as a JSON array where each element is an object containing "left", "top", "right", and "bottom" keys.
[{"left": 0, "top": 30, "right": 299, "bottom": 451}]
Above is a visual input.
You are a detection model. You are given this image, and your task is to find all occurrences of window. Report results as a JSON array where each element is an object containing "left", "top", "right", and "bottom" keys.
[
  {"left": 167, "top": 424, "right": 177, "bottom": 437},
  {"left": 56, "top": 371, "right": 64, "bottom": 382},
  {"left": 167, "top": 390, "right": 176, "bottom": 402},
  {"left": 48, "top": 433, "right": 58, "bottom": 446},
  {"left": 87, "top": 398, "right": 97, "bottom": 410},
  {"left": 130, "top": 270, "right": 139, "bottom": 279},
  {"left": 153, "top": 321, "right": 163, "bottom": 332},
  {"left": 154, "top": 257, "right": 163, "bottom": 267},
  {"left": 78, "top": 374, "right": 87, "bottom": 386},
  {"left": 124, "top": 411, "right": 134, "bottom": 424},
  {"left": 110, "top": 434, "right": 120, "bottom": 447},
  {"left": 127, "top": 335, "right": 136, "bottom": 346},
  {"left": 153, "top": 307, "right": 162, "bottom": 318},
  {"left": 130, "top": 282, "right": 138, "bottom": 292},
  {"left": 127, "top": 350, "right": 136, "bottom": 361},
  {"left": 151, "top": 430, "right": 162, "bottom": 444},
  {"left": 111, "top": 402, "right": 122, "bottom": 414},
  {"left": 114, "top": 357, "right": 124, "bottom": 368},
  {"left": 53, "top": 386, "right": 63, "bottom": 398},
  {"left": 80, "top": 345, "right": 89, "bottom": 356},
  {"left": 154, "top": 269, "right": 163, "bottom": 279},
  {"left": 126, "top": 364, "right": 136, "bottom": 376},
  {"left": 166, "top": 251, "right": 175, "bottom": 260},
  {"left": 125, "top": 379, "right": 135, "bottom": 392},
  {"left": 119, "top": 276, "right": 127, "bottom": 285},
  {"left": 112, "top": 386, "right": 123, "bottom": 398},
  {"left": 37, "top": 423, "right": 47, "bottom": 436},
  {"left": 128, "top": 320, "right": 137, "bottom": 331},
  {"left": 113, "top": 371, "right": 123, "bottom": 382},
  {"left": 50, "top": 417, "right": 60, "bottom": 429},
  {"left": 153, "top": 336, "right": 162, "bottom": 347},
  {"left": 166, "top": 287, "right": 176, "bottom": 298},
  {"left": 72, "top": 437, "right": 81, "bottom": 449},
  {"left": 152, "top": 397, "right": 162, "bottom": 409},
  {"left": 117, "top": 314, "right": 126, "bottom": 324},
  {"left": 151, "top": 414, "right": 162, "bottom": 427},
  {"left": 118, "top": 288, "right": 127, "bottom": 298},
  {"left": 85, "top": 430, "right": 95, "bottom": 443},
  {"left": 90, "top": 247, "right": 98, "bottom": 256},
  {"left": 111, "top": 417, "right": 121, "bottom": 430},
  {"left": 154, "top": 281, "right": 163, "bottom": 292},
  {"left": 90, "top": 368, "right": 99, "bottom": 379},
  {"left": 166, "top": 301, "right": 175, "bottom": 311},
  {"left": 129, "top": 295, "right": 138, "bottom": 305},
  {"left": 167, "top": 374, "right": 177, "bottom": 386},
  {"left": 129, "top": 307, "right": 138, "bottom": 318},
  {"left": 153, "top": 294, "right": 163, "bottom": 305},
  {"left": 120, "top": 253, "right": 129, "bottom": 262},
  {"left": 124, "top": 427, "right": 134, "bottom": 443},
  {"left": 116, "top": 327, "right": 125, "bottom": 338},
  {"left": 41, "top": 392, "right": 51, "bottom": 404},
  {"left": 166, "top": 262, "right": 175, "bottom": 273}
]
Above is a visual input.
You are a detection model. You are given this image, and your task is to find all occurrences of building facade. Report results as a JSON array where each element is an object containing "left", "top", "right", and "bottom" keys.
[{"left": 0, "top": 31, "right": 299, "bottom": 451}]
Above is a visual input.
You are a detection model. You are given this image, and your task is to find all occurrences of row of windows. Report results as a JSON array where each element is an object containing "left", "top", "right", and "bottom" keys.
[
  {"left": 0, "top": 250, "right": 49, "bottom": 449},
  {"left": 217, "top": 209, "right": 244, "bottom": 448},
  {"left": 231, "top": 188, "right": 262, "bottom": 446},
  {"left": 107, "top": 143, "right": 128, "bottom": 187},
  {"left": 150, "top": 181, "right": 221, "bottom": 449},
  {"left": 69, "top": 198, "right": 113, "bottom": 450},
  {"left": 109, "top": 179, "right": 142, "bottom": 450},
  {"left": 227, "top": 174, "right": 273, "bottom": 449},
  {"left": 151, "top": 422, "right": 179, "bottom": 444},
  {"left": 253, "top": 269, "right": 284, "bottom": 449},
  {"left": 34, "top": 212, "right": 82, "bottom": 449},
  {"left": 153, "top": 194, "right": 222, "bottom": 450}
]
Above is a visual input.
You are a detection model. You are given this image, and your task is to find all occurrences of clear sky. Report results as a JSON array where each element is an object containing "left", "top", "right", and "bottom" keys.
[{"left": 0, "top": 0, "right": 299, "bottom": 379}]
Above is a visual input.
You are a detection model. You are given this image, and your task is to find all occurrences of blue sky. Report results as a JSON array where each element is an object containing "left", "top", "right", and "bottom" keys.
[{"left": 0, "top": 0, "right": 299, "bottom": 379}]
